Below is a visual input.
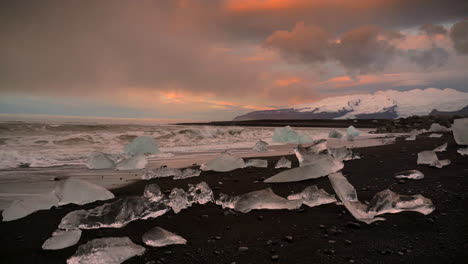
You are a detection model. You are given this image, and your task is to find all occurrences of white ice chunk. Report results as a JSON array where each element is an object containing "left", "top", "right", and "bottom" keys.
[
  {"left": 245, "top": 159, "right": 268, "bottom": 168},
  {"left": 67, "top": 237, "right": 145, "bottom": 264},
  {"left": 116, "top": 155, "right": 147, "bottom": 170},
  {"left": 173, "top": 168, "right": 202, "bottom": 180},
  {"left": 433, "top": 142, "right": 447, "bottom": 152},
  {"left": 42, "top": 229, "right": 82, "bottom": 250},
  {"left": 367, "top": 189, "right": 435, "bottom": 216},
  {"left": 346, "top": 126, "right": 360, "bottom": 141},
  {"left": 328, "top": 147, "right": 360, "bottom": 161},
  {"left": 275, "top": 157, "right": 292, "bottom": 169},
  {"left": 253, "top": 140, "right": 269, "bottom": 152},
  {"left": 428, "top": 123, "right": 451, "bottom": 132},
  {"left": 287, "top": 185, "right": 337, "bottom": 207},
  {"left": 2, "top": 192, "right": 59, "bottom": 221},
  {"left": 85, "top": 152, "right": 115, "bottom": 169},
  {"left": 142, "top": 167, "right": 182, "bottom": 179},
  {"left": 265, "top": 154, "right": 343, "bottom": 183},
  {"left": 142, "top": 227, "right": 187, "bottom": 247},
  {"left": 233, "top": 188, "right": 302, "bottom": 213},
  {"left": 394, "top": 170, "right": 424, "bottom": 180},
  {"left": 457, "top": 147, "right": 468, "bottom": 155},
  {"left": 294, "top": 142, "right": 328, "bottom": 167},
  {"left": 144, "top": 184, "right": 163, "bottom": 203},
  {"left": 54, "top": 178, "right": 114, "bottom": 206},
  {"left": 167, "top": 188, "right": 189, "bottom": 214},
  {"left": 200, "top": 153, "right": 245, "bottom": 172},
  {"left": 417, "top": 150, "right": 439, "bottom": 165},
  {"left": 452, "top": 118, "right": 468, "bottom": 145},
  {"left": 187, "top": 182, "right": 214, "bottom": 205},
  {"left": 405, "top": 135, "right": 416, "bottom": 141},
  {"left": 429, "top": 133, "right": 442, "bottom": 138},
  {"left": 124, "top": 135, "right": 159, "bottom": 155},
  {"left": 430, "top": 159, "right": 451, "bottom": 168},
  {"left": 215, "top": 193, "right": 240, "bottom": 209},
  {"left": 328, "top": 129, "right": 343, "bottom": 139},
  {"left": 272, "top": 126, "right": 312, "bottom": 144}
]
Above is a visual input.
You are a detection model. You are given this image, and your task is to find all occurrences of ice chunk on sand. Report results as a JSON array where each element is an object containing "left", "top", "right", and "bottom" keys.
[
  {"left": 406, "top": 135, "right": 416, "bottom": 141},
  {"left": 233, "top": 188, "right": 302, "bottom": 213},
  {"left": 187, "top": 182, "right": 214, "bottom": 205},
  {"left": 346, "top": 126, "right": 360, "bottom": 141},
  {"left": 328, "top": 147, "right": 360, "bottom": 161},
  {"left": 54, "top": 178, "right": 114, "bottom": 206},
  {"left": 275, "top": 157, "right": 291, "bottom": 169},
  {"left": 173, "top": 168, "right": 201, "bottom": 180},
  {"left": 85, "top": 152, "right": 115, "bottom": 169},
  {"left": 458, "top": 147, "right": 468, "bottom": 155},
  {"left": 294, "top": 142, "right": 328, "bottom": 166},
  {"left": 417, "top": 150, "right": 450, "bottom": 168},
  {"left": 144, "top": 184, "right": 163, "bottom": 203},
  {"left": 67, "top": 237, "right": 145, "bottom": 264},
  {"left": 428, "top": 123, "right": 451, "bottom": 132},
  {"left": 265, "top": 154, "right": 343, "bottom": 183},
  {"left": 116, "top": 154, "right": 147, "bottom": 170},
  {"left": 215, "top": 193, "right": 240, "bottom": 209},
  {"left": 42, "top": 229, "right": 82, "bottom": 250},
  {"left": 253, "top": 140, "right": 269, "bottom": 152},
  {"left": 2, "top": 192, "right": 59, "bottom": 221},
  {"left": 59, "top": 197, "right": 169, "bottom": 230},
  {"left": 124, "top": 135, "right": 159, "bottom": 155},
  {"left": 328, "top": 129, "right": 343, "bottom": 138},
  {"left": 245, "top": 159, "right": 268, "bottom": 168},
  {"left": 430, "top": 159, "right": 451, "bottom": 168},
  {"left": 429, "top": 133, "right": 442, "bottom": 138},
  {"left": 452, "top": 118, "right": 468, "bottom": 145},
  {"left": 394, "top": 170, "right": 424, "bottom": 180},
  {"left": 142, "top": 167, "right": 182, "bottom": 179},
  {"left": 200, "top": 153, "right": 245, "bottom": 172},
  {"left": 142, "top": 227, "right": 187, "bottom": 247},
  {"left": 287, "top": 185, "right": 337, "bottom": 208},
  {"left": 367, "top": 189, "right": 435, "bottom": 216},
  {"left": 433, "top": 142, "right": 447, "bottom": 152},
  {"left": 167, "top": 188, "right": 189, "bottom": 214},
  {"left": 272, "top": 126, "right": 312, "bottom": 144}
]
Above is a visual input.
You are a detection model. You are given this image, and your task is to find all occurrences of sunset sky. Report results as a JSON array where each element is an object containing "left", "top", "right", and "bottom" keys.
[{"left": 1, "top": 0, "right": 468, "bottom": 121}]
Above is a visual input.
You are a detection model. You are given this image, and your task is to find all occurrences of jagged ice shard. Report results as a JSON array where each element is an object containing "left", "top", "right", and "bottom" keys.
[
  {"left": 233, "top": 188, "right": 302, "bottom": 213},
  {"left": 275, "top": 157, "right": 291, "bottom": 169},
  {"left": 144, "top": 184, "right": 163, "bottom": 203},
  {"left": 200, "top": 153, "right": 246, "bottom": 172},
  {"left": 328, "top": 147, "right": 360, "bottom": 161},
  {"left": 173, "top": 168, "right": 202, "bottom": 180},
  {"left": 2, "top": 192, "right": 59, "bottom": 222},
  {"left": 124, "top": 135, "right": 159, "bottom": 155},
  {"left": 346, "top": 126, "right": 360, "bottom": 141},
  {"left": 429, "top": 133, "right": 442, "bottom": 138},
  {"left": 116, "top": 154, "right": 148, "bottom": 170},
  {"left": 294, "top": 142, "right": 329, "bottom": 166},
  {"left": 428, "top": 123, "right": 451, "bottom": 132},
  {"left": 287, "top": 185, "right": 337, "bottom": 207},
  {"left": 394, "top": 170, "right": 424, "bottom": 180},
  {"left": 142, "top": 227, "right": 187, "bottom": 247},
  {"left": 433, "top": 142, "right": 447, "bottom": 152},
  {"left": 272, "top": 126, "right": 312, "bottom": 144},
  {"left": 85, "top": 152, "right": 115, "bottom": 169},
  {"left": 458, "top": 147, "right": 468, "bottom": 156},
  {"left": 67, "top": 237, "right": 145, "bottom": 264},
  {"left": 54, "top": 178, "right": 114, "bottom": 206},
  {"left": 452, "top": 118, "right": 468, "bottom": 145},
  {"left": 253, "top": 140, "right": 269, "bottom": 152},
  {"left": 42, "top": 229, "right": 82, "bottom": 250},
  {"left": 245, "top": 159, "right": 268, "bottom": 168},
  {"left": 167, "top": 182, "right": 214, "bottom": 213},
  {"left": 328, "top": 129, "right": 343, "bottom": 139},
  {"left": 417, "top": 150, "right": 450, "bottom": 168}
]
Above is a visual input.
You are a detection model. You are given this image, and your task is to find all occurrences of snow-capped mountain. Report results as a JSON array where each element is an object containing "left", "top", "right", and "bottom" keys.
[{"left": 234, "top": 88, "right": 468, "bottom": 120}]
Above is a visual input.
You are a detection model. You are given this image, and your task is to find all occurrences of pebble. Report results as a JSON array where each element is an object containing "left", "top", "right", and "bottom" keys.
[
  {"left": 201, "top": 214, "right": 209, "bottom": 219},
  {"left": 284, "top": 236, "right": 293, "bottom": 242},
  {"left": 344, "top": 240, "right": 353, "bottom": 245},
  {"left": 328, "top": 240, "right": 336, "bottom": 244},
  {"left": 238, "top": 247, "right": 249, "bottom": 252},
  {"left": 271, "top": 255, "right": 280, "bottom": 261},
  {"left": 398, "top": 180, "right": 406, "bottom": 184},
  {"left": 258, "top": 215, "right": 264, "bottom": 221},
  {"left": 215, "top": 236, "right": 222, "bottom": 240},
  {"left": 324, "top": 249, "right": 335, "bottom": 255},
  {"left": 164, "top": 250, "right": 172, "bottom": 255}
]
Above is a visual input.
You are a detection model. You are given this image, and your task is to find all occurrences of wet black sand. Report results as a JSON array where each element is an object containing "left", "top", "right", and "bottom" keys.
[{"left": 0, "top": 133, "right": 467, "bottom": 264}]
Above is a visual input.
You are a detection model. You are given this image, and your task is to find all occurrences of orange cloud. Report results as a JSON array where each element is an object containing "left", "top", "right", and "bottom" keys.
[{"left": 275, "top": 77, "right": 302, "bottom": 86}]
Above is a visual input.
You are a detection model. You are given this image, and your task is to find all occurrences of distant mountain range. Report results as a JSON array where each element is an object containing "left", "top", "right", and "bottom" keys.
[{"left": 234, "top": 88, "right": 468, "bottom": 120}]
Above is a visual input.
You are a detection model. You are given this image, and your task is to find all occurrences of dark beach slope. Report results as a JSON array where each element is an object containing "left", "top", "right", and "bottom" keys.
[{"left": 0, "top": 133, "right": 467, "bottom": 264}]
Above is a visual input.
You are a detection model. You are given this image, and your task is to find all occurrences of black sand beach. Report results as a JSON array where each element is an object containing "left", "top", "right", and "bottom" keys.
[{"left": 0, "top": 132, "right": 467, "bottom": 264}]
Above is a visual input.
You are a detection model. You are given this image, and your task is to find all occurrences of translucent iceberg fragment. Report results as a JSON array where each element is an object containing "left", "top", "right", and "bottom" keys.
[
  {"left": 417, "top": 150, "right": 450, "bottom": 168},
  {"left": 253, "top": 140, "right": 269, "bottom": 152},
  {"left": 124, "top": 135, "right": 159, "bottom": 155},
  {"left": 59, "top": 197, "right": 169, "bottom": 230},
  {"left": 173, "top": 168, "right": 201, "bottom": 180},
  {"left": 187, "top": 182, "right": 214, "bottom": 205},
  {"left": 167, "top": 188, "right": 189, "bottom": 214},
  {"left": 428, "top": 123, "right": 451, "bottom": 132},
  {"left": 430, "top": 159, "right": 451, "bottom": 168},
  {"left": 367, "top": 189, "right": 435, "bottom": 216},
  {"left": 85, "top": 152, "right": 115, "bottom": 169},
  {"left": 233, "top": 188, "right": 302, "bottom": 213},
  {"left": 200, "top": 153, "right": 245, "bottom": 172},
  {"left": 394, "top": 170, "right": 424, "bottom": 180},
  {"left": 458, "top": 147, "right": 468, "bottom": 155},
  {"left": 433, "top": 142, "right": 447, "bottom": 152},
  {"left": 67, "top": 237, "right": 145, "bottom": 264},
  {"left": 294, "top": 142, "right": 328, "bottom": 166},
  {"left": 346, "top": 126, "right": 360, "bottom": 141},
  {"left": 429, "top": 133, "right": 442, "bottom": 138},
  {"left": 272, "top": 126, "right": 312, "bottom": 144},
  {"left": 144, "top": 184, "right": 163, "bottom": 203},
  {"left": 328, "top": 147, "right": 360, "bottom": 161},
  {"left": 2, "top": 192, "right": 59, "bottom": 221},
  {"left": 452, "top": 118, "right": 468, "bottom": 145},
  {"left": 215, "top": 193, "right": 240, "bottom": 209},
  {"left": 275, "top": 157, "right": 291, "bottom": 169},
  {"left": 264, "top": 155, "right": 343, "bottom": 183},
  {"left": 42, "top": 229, "right": 82, "bottom": 250},
  {"left": 245, "top": 159, "right": 268, "bottom": 168},
  {"left": 142, "top": 227, "right": 187, "bottom": 247},
  {"left": 142, "top": 167, "right": 182, "bottom": 179},
  {"left": 116, "top": 155, "right": 147, "bottom": 170},
  {"left": 54, "top": 178, "right": 114, "bottom": 206},
  {"left": 328, "top": 129, "right": 343, "bottom": 139},
  {"left": 287, "top": 185, "right": 337, "bottom": 207}
]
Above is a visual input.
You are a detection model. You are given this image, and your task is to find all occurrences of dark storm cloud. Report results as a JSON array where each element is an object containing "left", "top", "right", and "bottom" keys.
[
  {"left": 450, "top": 20, "right": 468, "bottom": 54},
  {"left": 407, "top": 46, "right": 450, "bottom": 69}
]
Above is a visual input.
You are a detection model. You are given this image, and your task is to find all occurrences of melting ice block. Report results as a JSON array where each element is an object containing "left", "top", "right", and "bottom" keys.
[
  {"left": 275, "top": 157, "right": 291, "bottom": 169},
  {"left": 124, "top": 135, "right": 159, "bottom": 155},
  {"left": 394, "top": 170, "right": 424, "bottom": 180},
  {"left": 54, "top": 178, "right": 114, "bottom": 206},
  {"left": 417, "top": 150, "right": 450, "bottom": 168},
  {"left": 142, "top": 227, "right": 187, "bottom": 247},
  {"left": 2, "top": 192, "right": 59, "bottom": 222},
  {"left": 294, "top": 143, "right": 329, "bottom": 166},
  {"left": 245, "top": 159, "right": 268, "bottom": 168},
  {"left": 144, "top": 184, "right": 163, "bottom": 203},
  {"left": 215, "top": 193, "right": 240, "bottom": 209},
  {"left": 173, "top": 168, "right": 202, "bottom": 179},
  {"left": 142, "top": 167, "right": 181, "bottom": 179},
  {"left": 42, "top": 229, "right": 82, "bottom": 250},
  {"left": 253, "top": 140, "right": 269, "bottom": 152},
  {"left": 200, "top": 153, "right": 245, "bottom": 172},
  {"left": 166, "top": 182, "right": 214, "bottom": 213},
  {"left": 428, "top": 123, "right": 451, "bottom": 132},
  {"left": 433, "top": 143, "right": 447, "bottom": 152},
  {"left": 452, "top": 118, "right": 468, "bottom": 145},
  {"left": 233, "top": 188, "right": 302, "bottom": 213},
  {"left": 85, "top": 152, "right": 115, "bottom": 169},
  {"left": 116, "top": 155, "right": 148, "bottom": 170},
  {"left": 346, "top": 126, "right": 360, "bottom": 141},
  {"left": 328, "top": 129, "right": 343, "bottom": 139},
  {"left": 265, "top": 154, "right": 343, "bottom": 183},
  {"left": 67, "top": 237, "right": 145, "bottom": 264},
  {"left": 458, "top": 147, "right": 468, "bottom": 155},
  {"left": 272, "top": 126, "right": 312, "bottom": 144},
  {"left": 328, "top": 147, "right": 360, "bottom": 161},
  {"left": 287, "top": 185, "right": 337, "bottom": 208}
]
